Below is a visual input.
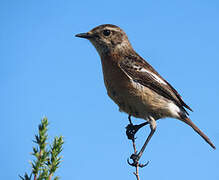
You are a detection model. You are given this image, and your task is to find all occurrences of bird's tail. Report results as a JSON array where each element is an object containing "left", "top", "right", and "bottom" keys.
[{"left": 181, "top": 117, "right": 216, "bottom": 149}]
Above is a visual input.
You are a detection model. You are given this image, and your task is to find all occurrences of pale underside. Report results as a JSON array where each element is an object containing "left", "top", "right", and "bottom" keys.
[{"left": 108, "top": 78, "right": 181, "bottom": 121}]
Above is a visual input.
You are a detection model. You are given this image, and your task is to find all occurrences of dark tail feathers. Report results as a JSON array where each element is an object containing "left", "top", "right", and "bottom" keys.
[{"left": 181, "top": 117, "right": 216, "bottom": 149}]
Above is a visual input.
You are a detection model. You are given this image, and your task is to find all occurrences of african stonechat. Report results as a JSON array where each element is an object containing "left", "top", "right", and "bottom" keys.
[{"left": 76, "top": 24, "right": 215, "bottom": 165}]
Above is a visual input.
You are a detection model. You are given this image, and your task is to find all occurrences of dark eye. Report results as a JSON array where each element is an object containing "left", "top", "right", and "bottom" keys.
[{"left": 103, "top": 29, "right": 111, "bottom": 36}]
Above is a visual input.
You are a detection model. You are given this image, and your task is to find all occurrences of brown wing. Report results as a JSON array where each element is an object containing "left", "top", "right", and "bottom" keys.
[{"left": 118, "top": 54, "right": 192, "bottom": 114}]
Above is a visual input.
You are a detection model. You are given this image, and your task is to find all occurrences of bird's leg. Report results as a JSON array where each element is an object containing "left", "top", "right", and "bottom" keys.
[
  {"left": 128, "top": 116, "right": 156, "bottom": 167},
  {"left": 126, "top": 115, "right": 149, "bottom": 140}
]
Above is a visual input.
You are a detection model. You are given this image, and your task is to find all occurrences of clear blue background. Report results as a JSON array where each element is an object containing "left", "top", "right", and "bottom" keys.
[{"left": 1, "top": 0, "right": 219, "bottom": 179}]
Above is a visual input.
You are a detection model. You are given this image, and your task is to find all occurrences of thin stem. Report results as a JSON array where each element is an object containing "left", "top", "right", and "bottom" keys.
[
  {"left": 132, "top": 138, "right": 140, "bottom": 180},
  {"left": 34, "top": 174, "right": 37, "bottom": 180},
  {"left": 49, "top": 173, "right": 53, "bottom": 180},
  {"left": 129, "top": 115, "right": 140, "bottom": 180}
]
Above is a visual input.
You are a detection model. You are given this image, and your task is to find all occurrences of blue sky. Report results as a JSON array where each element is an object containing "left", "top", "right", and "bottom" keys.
[{"left": 1, "top": 0, "right": 219, "bottom": 179}]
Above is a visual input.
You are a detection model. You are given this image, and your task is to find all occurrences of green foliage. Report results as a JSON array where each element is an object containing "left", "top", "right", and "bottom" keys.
[{"left": 20, "top": 117, "right": 64, "bottom": 180}]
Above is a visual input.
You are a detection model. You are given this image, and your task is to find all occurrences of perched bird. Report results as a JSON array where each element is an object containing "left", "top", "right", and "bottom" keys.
[{"left": 75, "top": 24, "right": 215, "bottom": 165}]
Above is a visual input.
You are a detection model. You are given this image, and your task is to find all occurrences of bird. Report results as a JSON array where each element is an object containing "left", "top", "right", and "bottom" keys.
[{"left": 75, "top": 24, "right": 216, "bottom": 166}]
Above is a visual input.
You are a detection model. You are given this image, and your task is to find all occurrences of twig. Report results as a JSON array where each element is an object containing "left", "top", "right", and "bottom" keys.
[
  {"left": 132, "top": 137, "right": 140, "bottom": 180},
  {"left": 128, "top": 115, "right": 140, "bottom": 180}
]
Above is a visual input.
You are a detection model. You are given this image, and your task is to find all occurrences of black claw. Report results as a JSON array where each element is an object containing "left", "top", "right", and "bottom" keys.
[
  {"left": 139, "top": 161, "right": 149, "bottom": 168},
  {"left": 126, "top": 124, "right": 135, "bottom": 140},
  {"left": 126, "top": 124, "right": 141, "bottom": 140},
  {"left": 127, "top": 153, "right": 139, "bottom": 167},
  {"left": 130, "top": 153, "right": 139, "bottom": 161},
  {"left": 127, "top": 154, "right": 149, "bottom": 168},
  {"left": 127, "top": 158, "right": 137, "bottom": 167}
]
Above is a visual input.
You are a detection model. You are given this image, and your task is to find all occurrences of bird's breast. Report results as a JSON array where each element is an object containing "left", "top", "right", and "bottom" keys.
[{"left": 100, "top": 56, "right": 177, "bottom": 120}]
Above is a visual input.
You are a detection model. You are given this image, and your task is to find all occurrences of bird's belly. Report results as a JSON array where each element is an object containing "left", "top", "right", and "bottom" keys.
[{"left": 106, "top": 79, "right": 174, "bottom": 120}]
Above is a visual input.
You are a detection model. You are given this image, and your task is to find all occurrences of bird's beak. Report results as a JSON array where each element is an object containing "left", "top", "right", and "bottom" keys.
[{"left": 75, "top": 32, "right": 93, "bottom": 39}]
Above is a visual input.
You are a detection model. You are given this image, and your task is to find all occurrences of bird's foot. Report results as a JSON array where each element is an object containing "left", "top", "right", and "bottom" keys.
[
  {"left": 127, "top": 153, "right": 149, "bottom": 168},
  {"left": 126, "top": 123, "right": 142, "bottom": 140}
]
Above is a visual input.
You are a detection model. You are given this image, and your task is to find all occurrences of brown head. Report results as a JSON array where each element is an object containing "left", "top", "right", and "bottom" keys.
[{"left": 75, "top": 24, "right": 133, "bottom": 57}]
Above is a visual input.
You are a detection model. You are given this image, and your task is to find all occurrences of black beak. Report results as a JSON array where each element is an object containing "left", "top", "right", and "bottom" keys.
[{"left": 75, "top": 32, "right": 93, "bottom": 39}]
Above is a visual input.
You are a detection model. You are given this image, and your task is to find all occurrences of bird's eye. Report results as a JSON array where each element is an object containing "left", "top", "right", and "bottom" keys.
[{"left": 103, "top": 29, "right": 111, "bottom": 36}]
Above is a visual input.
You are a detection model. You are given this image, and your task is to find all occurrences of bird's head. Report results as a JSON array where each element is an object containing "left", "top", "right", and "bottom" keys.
[{"left": 75, "top": 24, "right": 132, "bottom": 57}]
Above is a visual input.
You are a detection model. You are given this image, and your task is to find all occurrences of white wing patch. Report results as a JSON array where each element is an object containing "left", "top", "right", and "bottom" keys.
[
  {"left": 118, "top": 65, "right": 148, "bottom": 91},
  {"left": 133, "top": 65, "right": 167, "bottom": 85}
]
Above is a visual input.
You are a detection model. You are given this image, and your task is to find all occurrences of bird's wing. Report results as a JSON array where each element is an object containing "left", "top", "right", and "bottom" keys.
[{"left": 118, "top": 55, "right": 192, "bottom": 113}]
